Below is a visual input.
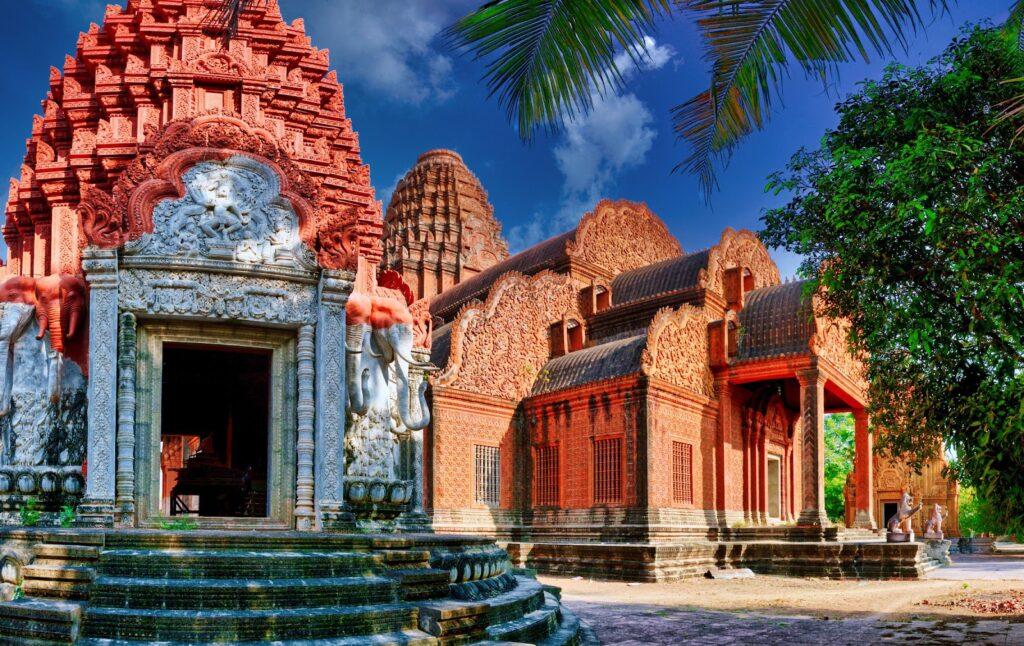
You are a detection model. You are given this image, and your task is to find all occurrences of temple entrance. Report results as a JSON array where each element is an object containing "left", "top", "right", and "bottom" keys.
[
  {"left": 160, "top": 345, "right": 271, "bottom": 518},
  {"left": 135, "top": 322, "right": 297, "bottom": 529},
  {"left": 767, "top": 455, "right": 782, "bottom": 520}
]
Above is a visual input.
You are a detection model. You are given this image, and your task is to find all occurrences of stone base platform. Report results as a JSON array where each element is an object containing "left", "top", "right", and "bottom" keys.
[
  {"left": 0, "top": 528, "right": 592, "bottom": 645},
  {"left": 502, "top": 540, "right": 946, "bottom": 582}
]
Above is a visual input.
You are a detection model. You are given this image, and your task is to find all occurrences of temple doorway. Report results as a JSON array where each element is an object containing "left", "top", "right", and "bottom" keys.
[
  {"left": 766, "top": 455, "right": 782, "bottom": 520},
  {"left": 159, "top": 345, "right": 271, "bottom": 518}
]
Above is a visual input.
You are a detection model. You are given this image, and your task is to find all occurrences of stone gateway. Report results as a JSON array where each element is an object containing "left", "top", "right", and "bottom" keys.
[{"left": 0, "top": 1, "right": 587, "bottom": 643}]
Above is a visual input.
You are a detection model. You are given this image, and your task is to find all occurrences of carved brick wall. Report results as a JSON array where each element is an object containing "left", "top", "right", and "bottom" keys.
[
  {"left": 434, "top": 271, "right": 583, "bottom": 401},
  {"left": 702, "top": 228, "right": 781, "bottom": 297},
  {"left": 523, "top": 379, "right": 645, "bottom": 510},
  {"left": 641, "top": 305, "right": 714, "bottom": 399},
  {"left": 566, "top": 200, "right": 682, "bottom": 277},
  {"left": 645, "top": 391, "right": 717, "bottom": 510}
]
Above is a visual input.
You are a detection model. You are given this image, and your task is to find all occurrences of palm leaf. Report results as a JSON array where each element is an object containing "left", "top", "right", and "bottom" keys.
[
  {"left": 675, "top": 0, "right": 948, "bottom": 197},
  {"left": 206, "top": 0, "right": 261, "bottom": 44},
  {"left": 444, "top": 0, "right": 673, "bottom": 139}
]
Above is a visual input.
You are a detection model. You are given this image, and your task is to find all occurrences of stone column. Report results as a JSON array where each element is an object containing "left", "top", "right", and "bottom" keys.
[
  {"left": 796, "top": 369, "right": 829, "bottom": 528},
  {"left": 77, "top": 247, "right": 119, "bottom": 527},
  {"left": 32, "top": 221, "right": 50, "bottom": 277},
  {"left": 295, "top": 324, "right": 316, "bottom": 531},
  {"left": 50, "top": 204, "right": 81, "bottom": 276},
  {"left": 114, "top": 312, "right": 137, "bottom": 526},
  {"left": 713, "top": 380, "right": 731, "bottom": 522},
  {"left": 852, "top": 409, "right": 876, "bottom": 529},
  {"left": 314, "top": 270, "right": 353, "bottom": 528}
]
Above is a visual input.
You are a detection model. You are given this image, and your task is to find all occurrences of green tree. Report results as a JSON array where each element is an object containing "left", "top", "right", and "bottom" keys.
[
  {"left": 824, "top": 413, "right": 855, "bottom": 523},
  {"left": 762, "top": 26, "right": 1024, "bottom": 534},
  {"left": 958, "top": 486, "right": 1006, "bottom": 537}
]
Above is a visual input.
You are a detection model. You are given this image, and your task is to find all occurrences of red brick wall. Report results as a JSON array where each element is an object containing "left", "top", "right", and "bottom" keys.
[
  {"left": 427, "top": 388, "right": 520, "bottom": 511},
  {"left": 523, "top": 377, "right": 645, "bottom": 510},
  {"left": 645, "top": 383, "right": 716, "bottom": 510}
]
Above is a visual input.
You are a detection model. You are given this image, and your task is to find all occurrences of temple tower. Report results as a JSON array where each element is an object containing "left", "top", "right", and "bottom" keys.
[{"left": 383, "top": 149, "right": 508, "bottom": 301}]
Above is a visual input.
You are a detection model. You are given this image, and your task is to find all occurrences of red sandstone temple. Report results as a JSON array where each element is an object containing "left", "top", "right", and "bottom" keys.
[
  {"left": 0, "top": 0, "right": 957, "bottom": 586},
  {"left": 384, "top": 150, "right": 958, "bottom": 575}
]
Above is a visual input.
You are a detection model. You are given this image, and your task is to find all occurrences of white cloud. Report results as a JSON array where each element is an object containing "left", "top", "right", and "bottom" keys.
[
  {"left": 507, "top": 38, "right": 669, "bottom": 251},
  {"left": 302, "top": 0, "right": 456, "bottom": 105},
  {"left": 612, "top": 36, "right": 675, "bottom": 80}
]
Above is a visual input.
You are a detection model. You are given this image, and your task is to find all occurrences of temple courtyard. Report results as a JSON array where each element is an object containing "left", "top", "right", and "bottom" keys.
[{"left": 552, "top": 554, "right": 1024, "bottom": 644}]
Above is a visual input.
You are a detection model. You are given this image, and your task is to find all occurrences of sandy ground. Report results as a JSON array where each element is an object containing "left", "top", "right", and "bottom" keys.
[{"left": 544, "top": 557, "right": 1024, "bottom": 644}]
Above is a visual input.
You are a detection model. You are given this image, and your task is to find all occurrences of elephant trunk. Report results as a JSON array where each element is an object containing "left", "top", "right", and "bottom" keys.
[
  {"left": 66, "top": 300, "right": 84, "bottom": 341},
  {"left": 346, "top": 324, "right": 371, "bottom": 415},
  {"left": 0, "top": 339, "right": 11, "bottom": 417},
  {"left": 46, "top": 351, "right": 62, "bottom": 404},
  {"left": 396, "top": 364, "right": 430, "bottom": 431},
  {"left": 45, "top": 300, "right": 63, "bottom": 353}
]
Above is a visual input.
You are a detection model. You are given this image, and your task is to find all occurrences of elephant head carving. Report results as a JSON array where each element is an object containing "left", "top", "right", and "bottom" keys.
[
  {"left": 32, "top": 275, "right": 87, "bottom": 355},
  {"left": 345, "top": 287, "right": 431, "bottom": 432}
]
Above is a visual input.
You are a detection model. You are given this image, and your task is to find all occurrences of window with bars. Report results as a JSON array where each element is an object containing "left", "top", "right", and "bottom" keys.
[
  {"left": 673, "top": 441, "right": 693, "bottom": 503},
  {"left": 474, "top": 445, "right": 501, "bottom": 507},
  {"left": 535, "top": 445, "right": 559, "bottom": 507},
  {"left": 593, "top": 436, "right": 623, "bottom": 504}
]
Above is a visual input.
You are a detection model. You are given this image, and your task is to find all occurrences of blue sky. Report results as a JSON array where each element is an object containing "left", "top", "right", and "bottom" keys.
[{"left": 1, "top": 0, "right": 1012, "bottom": 276}]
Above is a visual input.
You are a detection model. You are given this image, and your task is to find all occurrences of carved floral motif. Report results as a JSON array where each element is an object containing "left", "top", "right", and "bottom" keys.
[
  {"left": 640, "top": 305, "right": 714, "bottom": 398},
  {"left": 811, "top": 294, "right": 868, "bottom": 393},
  {"left": 566, "top": 199, "right": 682, "bottom": 276},
  {"left": 435, "top": 271, "right": 582, "bottom": 401},
  {"left": 702, "top": 228, "right": 781, "bottom": 295}
]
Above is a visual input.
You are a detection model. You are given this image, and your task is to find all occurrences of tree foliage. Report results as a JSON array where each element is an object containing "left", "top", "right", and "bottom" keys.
[
  {"left": 824, "top": 413, "right": 855, "bottom": 523},
  {"left": 762, "top": 27, "right": 1024, "bottom": 534},
  {"left": 958, "top": 486, "right": 1006, "bottom": 537}
]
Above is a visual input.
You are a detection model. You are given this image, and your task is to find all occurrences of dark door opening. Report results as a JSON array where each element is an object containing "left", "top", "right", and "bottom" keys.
[
  {"left": 160, "top": 344, "right": 271, "bottom": 518},
  {"left": 883, "top": 501, "right": 899, "bottom": 529}
]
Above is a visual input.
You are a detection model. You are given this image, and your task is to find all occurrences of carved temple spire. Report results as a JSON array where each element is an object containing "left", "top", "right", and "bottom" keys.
[{"left": 383, "top": 149, "right": 508, "bottom": 301}]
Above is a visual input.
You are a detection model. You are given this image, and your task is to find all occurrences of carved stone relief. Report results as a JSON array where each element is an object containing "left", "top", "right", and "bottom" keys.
[
  {"left": 641, "top": 304, "right": 714, "bottom": 398},
  {"left": 120, "top": 269, "right": 316, "bottom": 325},
  {"left": 127, "top": 157, "right": 315, "bottom": 270}
]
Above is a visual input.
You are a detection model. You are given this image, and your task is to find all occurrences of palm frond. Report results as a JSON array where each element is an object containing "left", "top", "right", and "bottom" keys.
[
  {"left": 444, "top": 0, "right": 673, "bottom": 139},
  {"left": 675, "top": 0, "right": 948, "bottom": 197}
]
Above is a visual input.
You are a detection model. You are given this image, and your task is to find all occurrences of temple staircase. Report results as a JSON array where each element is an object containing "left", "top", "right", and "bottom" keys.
[{"left": 0, "top": 530, "right": 589, "bottom": 645}]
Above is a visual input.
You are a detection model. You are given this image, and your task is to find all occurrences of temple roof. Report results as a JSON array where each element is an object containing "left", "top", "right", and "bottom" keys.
[
  {"left": 530, "top": 334, "right": 647, "bottom": 396},
  {"left": 429, "top": 230, "right": 574, "bottom": 320},
  {"left": 610, "top": 249, "right": 711, "bottom": 306},
  {"left": 431, "top": 321, "right": 453, "bottom": 370},
  {"left": 736, "top": 279, "right": 815, "bottom": 360}
]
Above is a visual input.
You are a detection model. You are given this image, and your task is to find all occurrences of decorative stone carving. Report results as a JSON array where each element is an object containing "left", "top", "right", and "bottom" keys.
[
  {"left": 295, "top": 324, "right": 316, "bottom": 530},
  {"left": 120, "top": 269, "right": 316, "bottom": 325},
  {"left": 409, "top": 298, "right": 432, "bottom": 350},
  {"left": 702, "top": 228, "right": 781, "bottom": 296},
  {"left": 0, "top": 303, "right": 87, "bottom": 502},
  {"left": 923, "top": 503, "right": 946, "bottom": 539},
  {"left": 566, "top": 199, "right": 682, "bottom": 276},
  {"left": 435, "top": 271, "right": 582, "bottom": 401},
  {"left": 127, "top": 157, "right": 312, "bottom": 269},
  {"left": 887, "top": 491, "right": 922, "bottom": 542},
  {"left": 811, "top": 296, "right": 868, "bottom": 392},
  {"left": 641, "top": 305, "right": 714, "bottom": 398},
  {"left": 115, "top": 312, "right": 137, "bottom": 525}
]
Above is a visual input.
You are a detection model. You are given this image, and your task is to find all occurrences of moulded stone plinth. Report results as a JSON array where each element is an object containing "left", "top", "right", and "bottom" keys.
[{"left": 887, "top": 531, "right": 915, "bottom": 543}]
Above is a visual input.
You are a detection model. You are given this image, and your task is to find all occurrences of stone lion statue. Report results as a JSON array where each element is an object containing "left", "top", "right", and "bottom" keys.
[
  {"left": 924, "top": 503, "right": 946, "bottom": 538},
  {"left": 887, "top": 491, "right": 922, "bottom": 534}
]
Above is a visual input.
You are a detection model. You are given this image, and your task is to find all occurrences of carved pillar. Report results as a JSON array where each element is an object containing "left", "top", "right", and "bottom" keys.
[
  {"left": 314, "top": 270, "right": 352, "bottom": 528},
  {"left": 796, "top": 369, "right": 829, "bottom": 528},
  {"left": 114, "top": 311, "right": 137, "bottom": 526},
  {"left": 50, "top": 204, "right": 81, "bottom": 276},
  {"left": 295, "top": 324, "right": 316, "bottom": 530},
  {"left": 407, "top": 348, "right": 430, "bottom": 521},
  {"left": 32, "top": 221, "right": 50, "bottom": 277},
  {"left": 852, "top": 409, "right": 876, "bottom": 529},
  {"left": 713, "top": 380, "right": 731, "bottom": 522},
  {"left": 78, "top": 247, "right": 118, "bottom": 527}
]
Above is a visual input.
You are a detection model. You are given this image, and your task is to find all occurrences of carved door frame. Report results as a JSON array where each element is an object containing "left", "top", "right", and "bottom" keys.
[{"left": 134, "top": 320, "right": 297, "bottom": 529}]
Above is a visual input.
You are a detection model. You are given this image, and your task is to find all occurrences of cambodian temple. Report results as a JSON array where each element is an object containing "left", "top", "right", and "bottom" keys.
[{"left": 0, "top": 0, "right": 958, "bottom": 642}]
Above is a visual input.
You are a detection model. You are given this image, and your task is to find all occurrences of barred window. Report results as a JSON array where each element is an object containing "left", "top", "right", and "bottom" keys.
[
  {"left": 474, "top": 445, "right": 501, "bottom": 507},
  {"left": 673, "top": 441, "right": 693, "bottom": 503},
  {"left": 535, "top": 445, "right": 559, "bottom": 507},
  {"left": 593, "top": 436, "right": 622, "bottom": 504}
]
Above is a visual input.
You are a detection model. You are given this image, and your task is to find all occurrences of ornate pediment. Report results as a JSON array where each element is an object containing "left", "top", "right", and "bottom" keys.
[{"left": 125, "top": 156, "right": 315, "bottom": 271}]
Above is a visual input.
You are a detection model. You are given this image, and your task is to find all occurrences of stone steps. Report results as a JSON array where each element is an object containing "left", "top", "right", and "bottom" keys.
[
  {"left": 22, "top": 564, "right": 96, "bottom": 601},
  {"left": 89, "top": 574, "right": 398, "bottom": 610},
  {"left": 98, "top": 549, "right": 382, "bottom": 579},
  {"left": 0, "top": 598, "right": 83, "bottom": 644},
  {"left": 485, "top": 594, "right": 561, "bottom": 644},
  {"left": 76, "top": 629, "right": 440, "bottom": 645},
  {"left": 82, "top": 603, "right": 420, "bottom": 641}
]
